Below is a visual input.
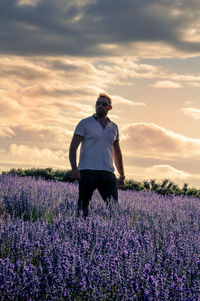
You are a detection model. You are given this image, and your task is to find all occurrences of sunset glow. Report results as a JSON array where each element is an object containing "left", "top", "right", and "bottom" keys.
[{"left": 1, "top": 0, "right": 200, "bottom": 187}]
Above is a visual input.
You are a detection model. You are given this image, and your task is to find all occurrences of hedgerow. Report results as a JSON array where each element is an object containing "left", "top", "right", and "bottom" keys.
[{"left": 2, "top": 168, "right": 200, "bottom": 198}]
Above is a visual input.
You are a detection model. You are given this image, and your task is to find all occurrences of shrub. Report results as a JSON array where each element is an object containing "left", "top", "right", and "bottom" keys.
[{"left": 2, "top": 168, "right": 200, "bottom": 198}]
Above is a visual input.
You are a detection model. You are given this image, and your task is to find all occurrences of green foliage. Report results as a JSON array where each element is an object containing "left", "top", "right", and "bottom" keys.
[
  {"left": 2, "top": 168, "right": 200, "bottom": 198},
  {"left": 2, "top": 167, "right": 75, "bottom": 183},
  {"left": 123, "top": 179, "right": 144, "bottom": 191}
]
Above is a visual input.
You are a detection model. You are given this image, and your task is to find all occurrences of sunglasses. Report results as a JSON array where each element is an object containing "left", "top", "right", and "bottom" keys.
[{"left": 96, "top": 101, "right": 110, "bottom": 107}]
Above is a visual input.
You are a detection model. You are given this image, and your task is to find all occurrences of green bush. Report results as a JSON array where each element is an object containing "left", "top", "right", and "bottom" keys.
[
  {"left": 2, "top": 168, "right": 75, "bottom": 183},
  {"left": 2, "top": 168, "right": 200, "bottom": 198},
  {"left": 123, "top": 179, "right": 144, "bottom": 191}
]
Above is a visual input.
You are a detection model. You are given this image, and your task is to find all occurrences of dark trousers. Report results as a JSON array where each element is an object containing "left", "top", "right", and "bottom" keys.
[{"left": 77, "top": 170, "right": 118, "bottom": 217}]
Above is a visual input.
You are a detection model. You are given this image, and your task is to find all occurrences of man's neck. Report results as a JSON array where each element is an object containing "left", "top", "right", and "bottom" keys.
[
  {"left": 99, "top": 116, "right": 107, "bottom": 122},
  {"left": 94, "top": 113, "right": 108, "bottom": 121}
]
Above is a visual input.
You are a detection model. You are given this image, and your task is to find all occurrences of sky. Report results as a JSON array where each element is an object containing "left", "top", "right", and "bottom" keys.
[{"left": 1, "top": 0, "right": 200, "bottom": 188}]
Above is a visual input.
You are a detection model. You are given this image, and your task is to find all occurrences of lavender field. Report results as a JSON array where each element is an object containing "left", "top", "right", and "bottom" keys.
[{"left": 0, "top": 175, "right": 199, "bottom": 300}]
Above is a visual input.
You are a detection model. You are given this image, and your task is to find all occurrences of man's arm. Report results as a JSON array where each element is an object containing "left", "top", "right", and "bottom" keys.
[
  {"left": 69, "top": 134, "right": 83, "bottom": 180},
  {"left": 113, "top": 140, "right": 125, "bottom": 188}
]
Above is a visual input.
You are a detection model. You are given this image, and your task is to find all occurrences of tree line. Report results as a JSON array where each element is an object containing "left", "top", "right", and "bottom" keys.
[{"left": 2, "top": 168, "right": 200, "bottom": 198}]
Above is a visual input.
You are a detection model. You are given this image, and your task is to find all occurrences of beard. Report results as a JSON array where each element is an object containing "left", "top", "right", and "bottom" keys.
[{"left": 96, "top": 108, "right": 107, "bottom": 118}]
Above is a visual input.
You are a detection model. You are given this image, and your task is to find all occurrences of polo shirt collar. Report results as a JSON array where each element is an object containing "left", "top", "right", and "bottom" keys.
[{"left": 93, "top": 114, "right": 111, "bottom": 122}]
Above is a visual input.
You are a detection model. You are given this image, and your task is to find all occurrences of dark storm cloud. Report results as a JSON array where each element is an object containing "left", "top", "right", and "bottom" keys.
[{"left": 0, "top": 0, "right": 200, "bottom": 56}]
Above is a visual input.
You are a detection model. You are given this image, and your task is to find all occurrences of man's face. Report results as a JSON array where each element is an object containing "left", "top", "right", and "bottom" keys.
[{"left": 95, "top": 97, "right": 111, "bottom": 118}]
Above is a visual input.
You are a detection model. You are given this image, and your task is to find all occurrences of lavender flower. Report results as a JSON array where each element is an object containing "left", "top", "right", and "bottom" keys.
[{"left": 0, "top": 174, "right": 199, "bottom": 300}]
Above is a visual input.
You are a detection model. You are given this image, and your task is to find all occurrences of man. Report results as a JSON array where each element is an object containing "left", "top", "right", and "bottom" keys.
[{"left": 69, "top": 93, "right": 125, "bottom": 218}]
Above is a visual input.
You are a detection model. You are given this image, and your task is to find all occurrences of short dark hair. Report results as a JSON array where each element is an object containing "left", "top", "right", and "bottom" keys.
[{"left": 98, "top": 93, "right": 112, "bottom": 105}]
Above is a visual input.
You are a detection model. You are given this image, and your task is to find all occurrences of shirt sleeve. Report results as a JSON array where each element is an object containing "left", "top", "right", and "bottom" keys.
[{"left": 74, "top": 120, "right": 86, "bottom": 138}]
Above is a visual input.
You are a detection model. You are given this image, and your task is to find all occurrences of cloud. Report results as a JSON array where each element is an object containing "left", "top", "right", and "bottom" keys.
[
  {"left": 18, "top": 0, "right": 40, "bottom": 6},
  {"left": 125, "top": 162, "right": 200, "bottom": 189},
  {"left": 110, "top": 95, "right": 146, "bottom": 106},
  {"left": 9, "top": 143, "right": 66, "bottom": 165},
  {"left": 6, "top": 124, "right": 72, "bottom": 151},
  {"left": 184, "top": 100, "right": 197, "bottom": 105},
  {"left": 170, "top": 73, "right": 200, "bottom": 83},
  {"left": 1, "top": 0, "right": 200, "bottom": 58},
  {"left": 0, "top": 126, "right": 15, "bottom": 138},
  {"left": 145, "top": 164, "right": 190, "bottom": 180},
  {"left": 152, "top": 72, "right": 200, "bottom": 88},
  {"left": 182, "top": 107, "right": 200, "bottom": 119},
  {"left": 0, "top": 143, "right": 68, "bottom": 172},
  {"left": 0, "top": 96, "right": 26, "bottom": 124},
  {"left": 0, "top": 55, "right": 146, "bottom": 167},
  {"left": 164, "top": 73, "right": 200, "bottom": 87},
  {"left": 0, "top": 56, "right": 151, "bottom": 95},
  {"left": 121, "top": 122, "right": 200, "bottom": 158},
  {"left": 152, "top": 80, "right": 182, "bottom": 88},
  {"left": 0, "top": 56, "right": 147, "bottom": 131},
  {"left": 98, "top": 58, "right": 160, "bottom": 80},
  {"left": 123, "top": 161, "right": 199, "bottom": 188}
]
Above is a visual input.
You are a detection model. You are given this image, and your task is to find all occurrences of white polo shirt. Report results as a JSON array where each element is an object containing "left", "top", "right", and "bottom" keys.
[{"left": 74, "top": 115, "right": 119, "bottom": 172}]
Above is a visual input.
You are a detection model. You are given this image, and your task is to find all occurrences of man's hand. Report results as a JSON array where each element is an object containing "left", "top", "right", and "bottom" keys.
[
  {"left": 113, "top": 141, "right": 125, "bottom": 188},
  {"left": 72, "top": 168, "right": 81, "bottom": 180},
  {"left": 118, "top": 177, "right": 125, "bottom": 189}
]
